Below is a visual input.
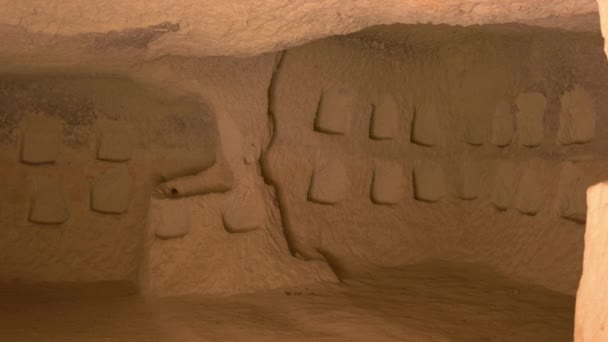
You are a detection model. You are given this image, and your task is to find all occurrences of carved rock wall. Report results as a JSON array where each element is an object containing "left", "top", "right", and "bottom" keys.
[{"left": 262, "top": 24, "right": 608, "bottom": 294}]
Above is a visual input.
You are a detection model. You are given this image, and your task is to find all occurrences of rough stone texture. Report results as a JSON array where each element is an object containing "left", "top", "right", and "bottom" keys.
[
  {"left": 515, "top": 92, "right": 546, "bottom": 147},
  {"left": 557, "top": 85, "right": 596, "bottom": 145},
  {"left": 21, "top": 114, "right": 61, "bottom": 164},
  {"left": 91, "top": 166, "right": 133, "bottom": 214},
  {"left": 413, "top": 160, "right": 445, "bottom": 202},
  {"left": 0, "top": 1, "right": 599, "bottom": 60},
  {"left": 575, "top": 181, "right": 608, "bottom": 342},
  {"left": 314, "top": 87, "right": 355, "bottom": 135},
  {"left": 490, "top": 100, "right": 514, "bottom": 147},
  {"left": 371, "top": 160, "right": 406, "bottom": 205},
  {"left": 97, "top": 120, "right": 132, "bottom": 162},
  {"left": 29, "top": 178, "right": 69, "bottom": 224},
  {"left": 369, "top": 94, "right": 400, "bottom": 140}
]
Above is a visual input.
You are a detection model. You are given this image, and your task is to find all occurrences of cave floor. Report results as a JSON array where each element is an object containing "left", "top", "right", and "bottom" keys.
[{"left": 0, "top": 261, "right": 574, "bottom": 342}]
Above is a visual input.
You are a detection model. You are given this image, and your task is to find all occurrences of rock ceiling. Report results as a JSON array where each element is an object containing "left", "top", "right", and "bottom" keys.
[{"left": 0, "top": 0, "right": 602, "bottom": 61}]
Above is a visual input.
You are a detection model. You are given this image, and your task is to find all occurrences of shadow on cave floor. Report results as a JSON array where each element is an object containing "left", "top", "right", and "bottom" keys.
[{"left": 0, "top": 261, "right": 573, "bottom": 342}]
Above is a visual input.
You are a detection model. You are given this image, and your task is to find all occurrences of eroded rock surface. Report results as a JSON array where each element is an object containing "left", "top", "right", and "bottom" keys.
[{"left": 0, "top": 0, "right": 599, "bottom": 59}]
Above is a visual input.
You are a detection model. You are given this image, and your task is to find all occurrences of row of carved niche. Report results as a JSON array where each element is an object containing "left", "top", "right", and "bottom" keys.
[
  {"left": 18, "top": 115, "right": 133, "bottom": 224},
  {"left": 26, "top": 166, "right": 133, "bottom": 225},
  {"left": 307, "top": 158, "right": 586, "bottom": 223},
  {"left": 151, "top": 185, "right": 267, "bottom": 240},
  {"left": 19, "top": 114, "right": 131, "bottom": 165},
  {"left": 314, "top": 85, "right": 596, "bottom": 147},
  {"left": 150, "top": 158, "right": 267, "bottom": 240}
]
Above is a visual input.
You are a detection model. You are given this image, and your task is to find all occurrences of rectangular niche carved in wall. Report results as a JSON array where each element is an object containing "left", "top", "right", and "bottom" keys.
[
  {"left": 91, "top": 166, "right": 133, "bottom": 214},
  {"left": 152, "top": 198, "right": 190, "bottom": 239},
  {"left": 491, "top": 160, "right": 517, "bottom": 211},
  {"left": 308, "top": 159, "right": 349, "bottom": 204},
  {"left": 97, "top": 120, "right": 132, "bottom": 162},
  {"left": 491, "top": 100, "right": 514, "bottom": 147},
  {"left": 463, "top": 111, "right": 487, "bottom": 146},
  {"left": 369, "top": 95, "right": 400, "bottom": 140},
  {"left": 411, "top": 103, "right": 441, "bottom": 147},
  {"left": 413, "top": 160, "right": 445, "bottom": 202},
  {"left": 557, "top": 86, "right": 596, "bottom": 145},
  {"left": 314, "top": 87, "right": 355, "bottom": 135},
  {"left": 514, "top": 160, "right": 544, "bottom": 216},
  {"left": 21, "top": 114, "right": 61, "bottom": 165},
  {"left": 29, "top": 178, "right": 69, "bottom": 224},
  {"left": 222, "top": 187, "right": 266, "bottom": 233},
  {"left": 515, "top": 92, "right": 546, "bottom": 147},
  {"left": 371, "top": 161, "right": 406, "bottom": 205},
  {"left": 456, "top": 161, "right": 480, "bottom": 200},
  {"left": 558, "top": 162, "right": 587, "bottom": 223}
]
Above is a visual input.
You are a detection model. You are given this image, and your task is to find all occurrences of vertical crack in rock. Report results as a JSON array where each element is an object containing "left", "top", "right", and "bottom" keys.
[
  {"left": 263, "top": 50, "right": 286, "bottom": 149},
  {"left": 260, "top": 51, "right": 341, "bottom": 280}
]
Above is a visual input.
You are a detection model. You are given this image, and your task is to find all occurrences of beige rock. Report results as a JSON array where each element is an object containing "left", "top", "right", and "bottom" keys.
[
  {"left": 515, "top": 92, "right": 546, "bottom": 147},
  {"left": 557, "top": 85, "right": 596, "bottom": 145},
  {"left": 0, "top": 0, "right": 598, "bottom": 59},
  {"left": 575, "top": 181, "right": 608, "bottom": 342},
  {"left": 600, "top": 0, "right": 608, "bottom": 59},
  {"left": 29, "top": 178, "right": 69, "bottom": 224}
]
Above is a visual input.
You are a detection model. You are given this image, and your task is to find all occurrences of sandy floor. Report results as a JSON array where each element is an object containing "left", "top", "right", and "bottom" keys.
[{"left": 0, "top": 261, "right": 574, "bottom": 342}]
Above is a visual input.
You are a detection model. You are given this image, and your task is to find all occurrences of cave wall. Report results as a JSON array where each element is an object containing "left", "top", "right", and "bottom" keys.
[
  {"left": 0, "top": 0, "right": 599, "bottom": 59},
  {"left": 263, "top": 24, "right": 608, "bottom": 294},
  {"left": 133, "top": 55, "right": 337, "bottom": 297},
  {"left": 0, "top": 74, "right": 218, "bottom": 283},
  {"left": 2, "top": 23, "right": 607, "bottom": 298},
  {"left": 0, "top": 56, "right": 337, "bottom": 296}
]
